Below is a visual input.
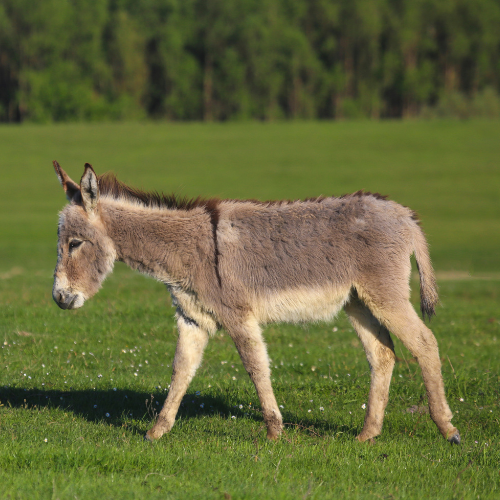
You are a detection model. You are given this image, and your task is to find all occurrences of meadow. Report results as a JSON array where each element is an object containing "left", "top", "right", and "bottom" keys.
[{"left": 0, "top": 120, "right": 499, "bottom": 499}]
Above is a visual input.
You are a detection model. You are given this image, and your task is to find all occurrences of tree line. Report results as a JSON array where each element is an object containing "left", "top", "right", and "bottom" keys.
[{"left": 1, "top": 0, "right": 500, "bottom": 123}]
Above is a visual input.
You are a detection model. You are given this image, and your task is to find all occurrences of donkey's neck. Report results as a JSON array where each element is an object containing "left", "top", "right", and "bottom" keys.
[{"left": 100, "top": 198, "right": 213, "bottom": 286}]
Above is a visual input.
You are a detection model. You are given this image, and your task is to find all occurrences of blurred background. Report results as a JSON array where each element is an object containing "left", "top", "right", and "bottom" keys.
[
  {"left": 1, "top": 0, "right": 500, "bottom": 123},
  {"left": 0, "top": 0, "right": 499, "bottom": 279}
]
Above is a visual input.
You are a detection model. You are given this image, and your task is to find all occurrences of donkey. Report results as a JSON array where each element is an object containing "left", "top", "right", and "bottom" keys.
[{"left": 52, "top": 161, "right": 460, "bottom": 444}]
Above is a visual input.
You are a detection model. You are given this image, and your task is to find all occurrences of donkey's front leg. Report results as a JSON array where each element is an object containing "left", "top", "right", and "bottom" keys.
[
  {"left": 228, "top": 316, "right": 283, "bottom": 440},
  {"left": 146, "top": 314, "right": 209, "bottom": 441}
]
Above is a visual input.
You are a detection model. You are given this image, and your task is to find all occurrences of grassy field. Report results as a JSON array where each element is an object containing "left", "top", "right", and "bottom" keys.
[{"left": 0, "top": 120, "right": 499, "bottom": 498}]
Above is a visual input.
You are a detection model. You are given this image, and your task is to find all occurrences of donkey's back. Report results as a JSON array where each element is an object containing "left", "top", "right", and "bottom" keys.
[{"left": 216, "top": 192, "right": 432, "bottom": 322}]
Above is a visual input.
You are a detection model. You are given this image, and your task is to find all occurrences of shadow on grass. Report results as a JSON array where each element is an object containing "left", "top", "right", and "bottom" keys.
[{"left": 0, "top": 386, "right": 357, "bottom": 439}]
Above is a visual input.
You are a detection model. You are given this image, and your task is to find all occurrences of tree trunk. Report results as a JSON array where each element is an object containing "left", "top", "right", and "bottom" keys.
[
  {"left": 403, "top": 47, "right": 417, "bottom": 118},
  {"left": 203, "top": 53, "right": 213, "bottom": 122}
]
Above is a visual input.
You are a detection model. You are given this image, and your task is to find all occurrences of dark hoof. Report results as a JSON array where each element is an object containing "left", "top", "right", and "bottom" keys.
[{"left": 448, "top": 432, "right": 461, "bottom": 445}]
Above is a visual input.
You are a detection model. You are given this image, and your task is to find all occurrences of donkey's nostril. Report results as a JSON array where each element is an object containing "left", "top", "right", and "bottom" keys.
[{"left": 53, "top": 290, "right": 69, "bottom": 309}]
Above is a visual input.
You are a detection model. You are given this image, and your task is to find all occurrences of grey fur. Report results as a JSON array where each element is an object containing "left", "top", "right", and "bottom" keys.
[{"left": 52, "top": 162, "right": 459, "bottom": 444}]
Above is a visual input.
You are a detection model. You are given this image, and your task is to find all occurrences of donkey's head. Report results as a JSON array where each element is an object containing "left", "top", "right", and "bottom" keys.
[{"left": 52, "top": 161, "right": 116, "bottom": 310}]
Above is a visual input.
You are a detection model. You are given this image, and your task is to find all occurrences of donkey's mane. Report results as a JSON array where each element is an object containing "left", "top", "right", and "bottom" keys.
[
  {"left": 97, "top": 172, "right": 389, "bottom": 212},
  {"left": 98, "top": 172, "right": 220, "bottom": 212}
]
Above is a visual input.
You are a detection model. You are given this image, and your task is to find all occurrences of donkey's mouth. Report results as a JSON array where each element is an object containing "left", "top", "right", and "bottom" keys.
[
  {"left": 60, "top": 296, "right": 76, "bottom": 310},
  {"left": 53, "top": 290, "right": 84, "bottom": 310}
]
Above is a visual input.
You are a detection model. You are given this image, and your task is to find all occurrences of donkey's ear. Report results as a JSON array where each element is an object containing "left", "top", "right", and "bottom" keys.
[
  {"left": 53, "top": 161, "right": 81, "bottom": 202},
  {"left": 80, "top": 163, "right": 100, "bottom": 215}
]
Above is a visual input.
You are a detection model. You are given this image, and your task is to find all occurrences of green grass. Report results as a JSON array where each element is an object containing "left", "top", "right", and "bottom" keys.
[{"left": 1, "top": 120, "right": 499, "bottom": 498}]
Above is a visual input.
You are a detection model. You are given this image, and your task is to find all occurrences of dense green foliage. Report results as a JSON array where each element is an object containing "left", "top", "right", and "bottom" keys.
[
  {"left": 0, "top": 121, "right": 499, "bottom": 498},
  {"left": 1, "top": 0, "right": 500, "bottom": 122}
]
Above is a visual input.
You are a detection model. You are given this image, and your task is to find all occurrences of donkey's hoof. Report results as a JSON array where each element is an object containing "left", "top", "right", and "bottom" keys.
[
  {"left": 448, "top": 432, "right": 461, "bottom": 445},
  {"left": 266, "top": 430, "right": 280, "bottom": 441},
  {"left": 144, "top": 430, "right": 158, "bottom": 442},
  {"left": 356, "top": 433, "right": 376, "bottom": 444},
  {"left": 357, "top": 437, "right": 376, "bottom": 445}
]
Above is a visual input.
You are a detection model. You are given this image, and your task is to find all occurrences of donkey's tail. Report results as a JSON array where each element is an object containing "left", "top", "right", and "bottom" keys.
[{"left": 412, "top": 222, "right": 439, "bottom": 321}]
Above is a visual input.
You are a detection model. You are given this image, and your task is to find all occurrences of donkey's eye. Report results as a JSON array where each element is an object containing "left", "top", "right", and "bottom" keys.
[{"left": 69, "top": 240, "right": 83, "bottom": 251}]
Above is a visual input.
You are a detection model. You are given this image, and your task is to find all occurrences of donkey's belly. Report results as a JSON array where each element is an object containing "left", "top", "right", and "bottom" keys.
[{"left": 253, "top": 285, "right": 351, "bottom": 324}]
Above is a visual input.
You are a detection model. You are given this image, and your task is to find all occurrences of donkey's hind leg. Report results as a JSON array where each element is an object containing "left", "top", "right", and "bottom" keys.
[
  {"left": 344, "top": 295, "right": 396, "bottom": 442},
  {"left": 146, "top": 315, "right": 209, "bottom": 441},
  {"left": 227, "top": 316, "right": 283, "bottom": 440},
  {"left": 361, "top": 292, "right": 460, "bottom": 444}
]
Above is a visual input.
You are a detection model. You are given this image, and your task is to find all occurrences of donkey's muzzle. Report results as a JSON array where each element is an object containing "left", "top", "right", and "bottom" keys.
[{"left": 53, "top": 289, "right": 80, "bottom": 310}]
